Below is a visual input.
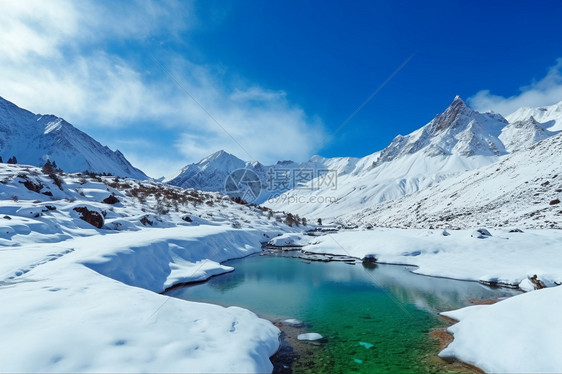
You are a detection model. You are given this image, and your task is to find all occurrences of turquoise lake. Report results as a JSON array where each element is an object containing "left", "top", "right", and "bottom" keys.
[{"left": 166, "top": 253, "right": 518, "bottom": 373}]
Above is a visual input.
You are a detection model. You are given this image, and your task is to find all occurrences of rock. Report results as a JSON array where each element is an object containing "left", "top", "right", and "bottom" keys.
[
  {"left": 140, "top": 216, "right": 153, "bottom": 226},
  {"left": 181, "top": 215, "right": 193, "bottom": 222},
  {"left": 529, "top": 274, "right": 546, "bottom": 290},
  {"left": 102, "top": 194, "right": 120, "bottom": 204},
  {"left": 282, "top": 319, "right": 304, "bottom": 328},
  {"left": 73, "top": 206, "right": 104, "bottom": 228},
  {"left": 20, "top": 179, "right": 43, "bottom": 193},
  {"left": 297, "top": 333, "right": 323, "bottom": 341},
  {"left": 550, "top": 199, "right": 560, "bottom": 205},
  {"left": 509, "top": 228, "right": 524, "bottom": 233},
  {"left": 362, "top": 254, "right": 377, "bottom": 263},
  {"left": 471, "top": 228, "right": 492, "bottom": 239}
]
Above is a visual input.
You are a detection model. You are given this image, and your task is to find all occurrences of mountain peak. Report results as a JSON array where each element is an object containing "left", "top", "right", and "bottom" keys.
[
  {"left": 431, "top": 95, "right": 475, "bottom": 133},
  {"left": 202, "top": 150, "right": 242, "bottom": 164},
  {"left": 452, "top": 94, "right": 465, "bottom": 104}
]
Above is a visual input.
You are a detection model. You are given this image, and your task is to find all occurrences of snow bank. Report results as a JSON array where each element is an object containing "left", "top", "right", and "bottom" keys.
[
  {"left": 268, "top": 233, "right": 308, "bottom": 247},
  {"left": 0, "top": 226, "right": 280, "bottom": 373},
  {"left": 80, "top": 226, "right": 267, "bottom": 292},
  {"left": 301, "top": 228, "right": 562, "bottom": 286},
  {"left": 440, "top": 286, "right": 562, "bottom": 373}
]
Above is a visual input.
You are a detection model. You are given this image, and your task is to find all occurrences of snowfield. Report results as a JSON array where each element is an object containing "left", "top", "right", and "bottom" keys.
[
  {"left": 0, "top": 164, "right": 297, "bottom": 373},
  {"left": 0, "top": 226, "right": 280, "bottom": 373}
]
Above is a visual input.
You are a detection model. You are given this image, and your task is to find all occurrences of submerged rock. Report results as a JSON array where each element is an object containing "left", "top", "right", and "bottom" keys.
[
  {"left": 282, "top": 319, "right": 304, "bottom": 328},
  {"left": 359, "top": 341, "right": 374, "bottom": 349}
]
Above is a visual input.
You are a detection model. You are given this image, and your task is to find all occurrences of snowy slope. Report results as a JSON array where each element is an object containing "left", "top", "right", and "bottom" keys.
[
  {"left": 499, "top": 116, "right": 558, "bottom": 152},
  {"left": 0, "top": 96, "right": 147, "bottom": 179},
  {"left": 345, "top": 132, "right": 562, "bottom": 229},
  {"left": 265, "top": 96, "right": 510, "bottom": 218},
  {"left": 506, "top": 100, "right": 562, "bottom": 132},
  {"left": 0, "top": 163, "right": 302, "bottom": 372}
]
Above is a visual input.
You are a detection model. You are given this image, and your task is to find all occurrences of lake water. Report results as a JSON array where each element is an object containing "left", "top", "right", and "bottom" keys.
[{"left": 166, "top": 253, "right": 519, "bottom": 373}]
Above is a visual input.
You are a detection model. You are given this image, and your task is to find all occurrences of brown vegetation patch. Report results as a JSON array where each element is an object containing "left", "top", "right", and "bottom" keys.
[{"left": 468, "top": 298, "right": 500, "bottom": 305}]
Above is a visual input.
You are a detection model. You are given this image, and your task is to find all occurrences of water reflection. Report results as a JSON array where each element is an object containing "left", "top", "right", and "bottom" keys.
[{"left": 167, "top": 254, "right": 518, "bottom": 316}]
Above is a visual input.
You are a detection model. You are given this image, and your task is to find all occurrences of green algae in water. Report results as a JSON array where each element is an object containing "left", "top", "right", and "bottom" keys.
[{"left": 166, "top": 255, "right": 518, "bottom": 373}]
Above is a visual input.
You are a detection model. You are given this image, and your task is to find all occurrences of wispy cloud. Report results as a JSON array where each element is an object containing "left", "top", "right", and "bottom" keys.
[
  {"left": 0, "top": 0, "right": 325, "bottom": 176},
  {"left": 0, "top": 0, "right": 191, "bottom": 127},
  {"left": 470, "top": 59, "right": 562, "bottom": 115}
]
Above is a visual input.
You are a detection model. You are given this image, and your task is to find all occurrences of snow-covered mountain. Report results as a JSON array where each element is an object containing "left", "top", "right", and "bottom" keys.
[
  {"left": 166, "top": 150, "right": 361, "bottom": 203},
  {"left": 0, "top": 96, "right": 148, "bottom": 179},
  {"left": 265, "top": 96, "right": 514, "bottom": 218},
  {"left": 374, "top": 96, "right": 508, "bottom": 165},
  {"left": 169, "top": 96, "right": 562, "bottom": 220},
  {"left": 506, "top": 101, "right": 562, "bottom": 132},
  {"left": 167, "top": 150, "right": 249, "bottom": 191},
  {"left": 344, "top": 131, "right": 562, "bottom": 229},
  {"left": 499, "top": 116, "right": 558, "bottom": 152}
]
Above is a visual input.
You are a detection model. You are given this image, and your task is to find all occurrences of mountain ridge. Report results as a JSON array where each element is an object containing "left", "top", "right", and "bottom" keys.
[
  {"left": 169, "top": 96, "right": 561, "bottom": 213},
  {"left": 0, "top": 96, "right": 148, "bottom": 179}
]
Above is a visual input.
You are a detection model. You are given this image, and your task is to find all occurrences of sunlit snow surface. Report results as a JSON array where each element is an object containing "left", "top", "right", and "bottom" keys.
[{"left": 0, "top": 164, "right": 295, "bottom": 373}]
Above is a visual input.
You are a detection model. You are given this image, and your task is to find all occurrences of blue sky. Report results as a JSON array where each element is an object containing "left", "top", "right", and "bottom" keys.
[{"left": 1, "top": 0, "right": 562, "bottom": 177}]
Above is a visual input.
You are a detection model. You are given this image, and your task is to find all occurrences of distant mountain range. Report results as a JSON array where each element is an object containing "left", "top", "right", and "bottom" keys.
[
  {"left": 0, "top": 96, "right": 147, "bottom": 179},
  {"left": 2, "top": 93, "right": 560, "bottom": 226},
  {"left": 168, "top": 96, "right": 561, "bottom": 219}
]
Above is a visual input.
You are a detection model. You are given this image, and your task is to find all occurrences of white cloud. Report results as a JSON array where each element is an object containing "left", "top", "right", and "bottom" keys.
[
  {"left": 470, "top": 59, "right": 562, "bottom": 115},
  {"left": 0, "top": 0, "right": 326, "bottom": 175},
  {"left": 0, "top": 0, "right": 190, "bottom": 126}
]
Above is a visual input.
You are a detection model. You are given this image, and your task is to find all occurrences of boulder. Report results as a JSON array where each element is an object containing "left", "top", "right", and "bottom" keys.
[
  {"left": 471, "top": 228, "right": 492, "bottom": 239},
  {"left": 73, "top": 206, "right": 104, "bottom": 228}
]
